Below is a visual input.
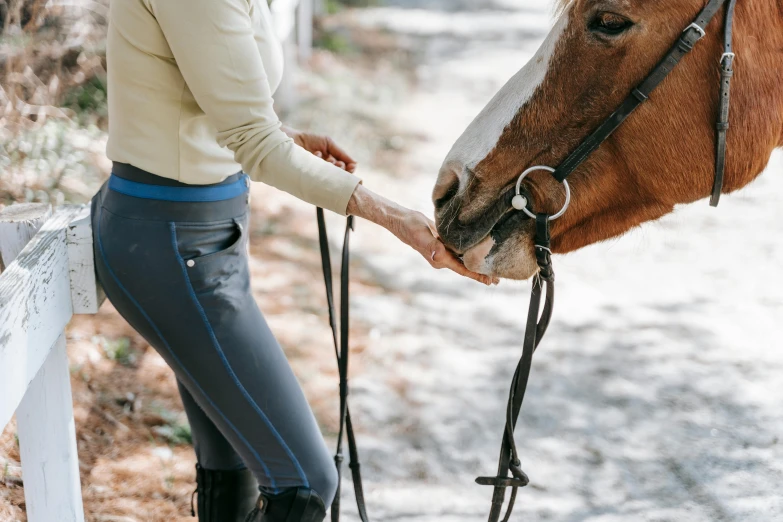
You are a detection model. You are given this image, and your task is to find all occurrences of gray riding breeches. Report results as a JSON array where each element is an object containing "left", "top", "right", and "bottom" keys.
[{"left": 91, "top": 163, "right": 338, "bottom": 504}]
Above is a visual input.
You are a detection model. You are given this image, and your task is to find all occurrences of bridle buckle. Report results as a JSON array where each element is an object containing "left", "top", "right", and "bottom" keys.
[{"left": 684, "top": 22, "right": 706, "bottom": 39}]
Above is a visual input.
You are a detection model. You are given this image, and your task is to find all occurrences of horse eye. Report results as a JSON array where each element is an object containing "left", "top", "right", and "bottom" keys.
[{"left": 589, "top": 12, "right": 634, "bottom": 36}]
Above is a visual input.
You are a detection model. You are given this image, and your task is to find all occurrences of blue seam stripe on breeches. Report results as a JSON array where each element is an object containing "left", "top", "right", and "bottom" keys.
[
  {"left": 95, "top": 216, "right": 280, "bottom": 492},
  {"left": 168, "top": 222, "right": 310, "bottom": 488},
  {"left": 108, "top": 174, "right": 250, "bottom": 202}
]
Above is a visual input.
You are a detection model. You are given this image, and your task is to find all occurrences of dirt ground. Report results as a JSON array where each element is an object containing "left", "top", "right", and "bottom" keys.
[{"left": 2, "top": 1, "right": 783, "bottom": 521}]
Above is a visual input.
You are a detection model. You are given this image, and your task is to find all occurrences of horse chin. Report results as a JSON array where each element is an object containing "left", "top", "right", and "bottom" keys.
[{"left": 462, "top": 231, "right": 539, "bottom": 281}]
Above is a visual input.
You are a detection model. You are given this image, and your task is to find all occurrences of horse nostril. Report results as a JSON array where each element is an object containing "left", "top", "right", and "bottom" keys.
[
  {"left": 434, "top": 182, "right": 460, "bottom": 209},
  {"left": 432, "top": 166, "right": 461, "bottom": 208}
]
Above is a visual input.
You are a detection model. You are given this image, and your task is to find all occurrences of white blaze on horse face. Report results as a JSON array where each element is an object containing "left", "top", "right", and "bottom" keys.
[{"left": 437, "top": 12, "right": 569, "bottom": 195}]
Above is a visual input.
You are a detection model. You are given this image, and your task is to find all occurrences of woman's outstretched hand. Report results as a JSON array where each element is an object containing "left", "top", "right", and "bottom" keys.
[
  {"left": 396, "top": 210, "right": 499, "bottom": 285},
  {"left": 282, "top": 126, "right": 357, "bottom": 173},
  {"left": 282, "top": 126, "right": 497, "bottom": 285},
  {"left": 346, "top": 184, "right": 498, "bottom": 286}
]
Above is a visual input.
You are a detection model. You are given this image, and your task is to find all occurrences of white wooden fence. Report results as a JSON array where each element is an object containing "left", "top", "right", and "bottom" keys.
[
  {"left": 0, "top": 203, "right": 103, "bottom": 522},
  {"left": 0, "top": 2, "right": 320, "bottom": 518},
  {"left": 272, "top": 0, "right": 318, "bottom": 112}
]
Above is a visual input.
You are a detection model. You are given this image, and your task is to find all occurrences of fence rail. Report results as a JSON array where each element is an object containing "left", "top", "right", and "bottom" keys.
[{"left": 0, "top": 203, "right": 100, "bottom": 522}]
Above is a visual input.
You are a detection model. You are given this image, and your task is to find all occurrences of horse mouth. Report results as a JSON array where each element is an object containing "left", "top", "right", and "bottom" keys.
[
  {"left": 489, "top": 209, "right": 531, "bottom": 247},
  {"left": 436, "top": 186, "right": 524, "bottom": 249},
  {"left": 455, "top": 207, "right": 537, "bottom": 279},
  {"left": 436, "top": 186, "right": 540, "bottom": 279}
]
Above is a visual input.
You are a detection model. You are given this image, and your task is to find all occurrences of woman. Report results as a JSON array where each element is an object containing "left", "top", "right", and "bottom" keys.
[{"left": 92, "top": 0, "right": 492, "bottom": 520}]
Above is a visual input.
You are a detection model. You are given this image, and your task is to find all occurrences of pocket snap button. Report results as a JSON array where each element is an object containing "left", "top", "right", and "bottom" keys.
[{"left": 186, "top": 260, "right": 196, "bottom": 268}]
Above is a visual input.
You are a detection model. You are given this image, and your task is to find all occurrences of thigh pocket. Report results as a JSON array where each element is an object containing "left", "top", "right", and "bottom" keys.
[
  {"left": 173, "top": 216, "right": 250, "bottom": 313},
  {"left": 175, "top": 217, "right": 246, "bottom": 262}
]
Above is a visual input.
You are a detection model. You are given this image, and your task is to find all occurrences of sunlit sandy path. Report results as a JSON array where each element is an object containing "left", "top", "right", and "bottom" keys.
[{"left": 323, "top": 1, "right": 783, "bottom": 520}]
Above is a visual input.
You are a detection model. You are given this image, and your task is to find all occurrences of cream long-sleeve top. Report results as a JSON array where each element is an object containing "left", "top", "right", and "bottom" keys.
[{"left": 106, "top": 0, "right": 361, "bottom": 215}]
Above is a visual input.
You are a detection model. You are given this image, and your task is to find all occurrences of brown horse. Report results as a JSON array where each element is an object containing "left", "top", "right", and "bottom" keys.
[{"left": 432, "top": 0, "right": 783, "bottom": 280}]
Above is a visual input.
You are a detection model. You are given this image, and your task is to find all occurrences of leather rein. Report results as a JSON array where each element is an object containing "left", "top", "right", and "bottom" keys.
[{"left": 317, "top": 1, "right": 737, "bottom": 520}]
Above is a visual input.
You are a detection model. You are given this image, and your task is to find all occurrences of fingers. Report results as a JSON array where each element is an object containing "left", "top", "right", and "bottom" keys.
[
  {"left": 428, "top": 241, "right": 495, "bottom": 286},
  {"left": 438, "top": 251, "right": 495, "bottom": 286},
  {"left": 326, "top": 137, "right": 357, "bottom": 166},
  {"left": 397, "top": 210, "right": 497, "bottom": 285},
  {"left": 316, "top": 151, "right": 352, "bottom": 172},
  {"left": 309, "top": 137, "right": 357, "bottom": 173}
]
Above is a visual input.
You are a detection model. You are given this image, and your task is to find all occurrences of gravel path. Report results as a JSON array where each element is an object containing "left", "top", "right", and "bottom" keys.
[{"left": 323, "top": 1, "right": 783, "bottom": 520}]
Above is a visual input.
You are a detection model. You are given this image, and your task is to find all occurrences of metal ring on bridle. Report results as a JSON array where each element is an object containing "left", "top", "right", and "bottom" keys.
[{"left": 512, "top": 166, "right": 571, "bottom": 221}]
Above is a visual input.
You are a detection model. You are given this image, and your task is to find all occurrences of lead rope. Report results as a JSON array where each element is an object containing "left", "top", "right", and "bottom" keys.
[
  {"left": 476, "top": 214, "right": 555, "bottom": 522},
  {"left": 316, "top": 208, "right": 370, "bottom": 522},
  {"left": 318, "top": 208, "right": 553, "bottom": 522}
]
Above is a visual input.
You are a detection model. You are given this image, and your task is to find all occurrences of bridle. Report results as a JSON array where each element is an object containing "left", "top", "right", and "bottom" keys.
[
  {"left": 479, "top": 1, "right": 738, "bottom": 521},
  {"left": 317, "top": 1, "right": 738, "bottom": 521}
]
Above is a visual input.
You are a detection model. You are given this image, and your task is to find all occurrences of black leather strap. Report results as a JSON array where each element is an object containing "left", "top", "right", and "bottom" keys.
[
  {"left": 710, "top": 0, "right": 737, "bottom": 206},
  {"left": 476, "top": 214, "right": 555, "bottom": 522},
  {"left": 316, "top": 209, "right": 370, "bottom": 522},
  {"left": 552, "top": 0, "right": 731, "bottom": 185}
]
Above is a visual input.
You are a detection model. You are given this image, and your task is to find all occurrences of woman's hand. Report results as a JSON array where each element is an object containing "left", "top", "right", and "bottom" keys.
[
  {"left": 395, "top": 210, "right": 498, "bottom": 285},
  {"left": 282, "top": 126, "right": 357, "bottom": 173},
  {"left": 346, "top": 184, "right": 498, "bottom": 286}
]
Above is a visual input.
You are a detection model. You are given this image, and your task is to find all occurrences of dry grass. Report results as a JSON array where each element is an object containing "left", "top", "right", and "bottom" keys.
[
  {"left": 1, "top": 0, "right": 110, "bottom": 208},
  {"left": 0, "top": 303, "right": 197, "bottom": 522},
  {"left": 1, "top": 0, "right": 109, "bottom": 131}
]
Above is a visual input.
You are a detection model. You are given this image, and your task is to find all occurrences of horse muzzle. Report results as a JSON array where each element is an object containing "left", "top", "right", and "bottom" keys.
[{"left": 435, "top": 186, "right": 542, "bottom": 279}]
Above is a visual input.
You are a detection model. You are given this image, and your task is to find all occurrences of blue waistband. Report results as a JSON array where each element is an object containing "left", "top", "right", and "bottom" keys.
[{"left": 109, "top": 174, "right": 250, "bottom": 202}]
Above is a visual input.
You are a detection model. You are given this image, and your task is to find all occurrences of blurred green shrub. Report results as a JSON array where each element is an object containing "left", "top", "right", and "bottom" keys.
[
  {"left": 61, "top": 73, "right": 108, "bottom": 125},
  {"left": 1, "top": 119, "right": 107, "bottom": 205},
  {"left": 328, "top": 0, "right": 379, "bottom": 8},
  {"left": 315, "top": 30, "right": 352, "bottom": 54}
]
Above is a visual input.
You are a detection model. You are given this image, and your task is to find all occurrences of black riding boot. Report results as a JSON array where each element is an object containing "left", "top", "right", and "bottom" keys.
[
  {"left": 244, "top": 488, "right": 326, "bottom": 522},
  {"left": 192, "top": 464, "right": 260, "bottom": 521}
]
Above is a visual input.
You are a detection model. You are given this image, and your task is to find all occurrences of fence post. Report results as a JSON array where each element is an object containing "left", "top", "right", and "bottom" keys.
[
  {"left": 67, "top": 207, "right": 105, "bottom": 314},
  {"left": 297, "top": 0, "right": 313, "bottom": 63},
  {"left": 271, "top": 0, "right": 304, "bottom": 114},
  {"left": 0, "top": 203, "right": 85, "bottom": 522}
]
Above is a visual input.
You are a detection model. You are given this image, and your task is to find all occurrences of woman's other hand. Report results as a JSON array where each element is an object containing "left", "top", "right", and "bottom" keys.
[
  {"left": 346, "top": 184, "right": 498, "bottom": 286},
  {"left": 282, "top": 126, "right": 357, "bottom": 173}
]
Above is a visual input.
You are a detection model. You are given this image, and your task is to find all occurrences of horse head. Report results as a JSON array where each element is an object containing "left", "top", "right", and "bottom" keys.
[{"left": 433, "top": 0, "right": 783, "bottom": 280}]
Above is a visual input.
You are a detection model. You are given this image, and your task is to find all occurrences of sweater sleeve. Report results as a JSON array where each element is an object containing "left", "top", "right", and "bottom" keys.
[{"left": 149, "top": 0, "right": 360, "bottom": 215}]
